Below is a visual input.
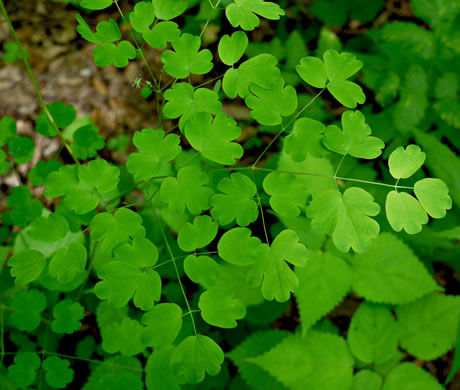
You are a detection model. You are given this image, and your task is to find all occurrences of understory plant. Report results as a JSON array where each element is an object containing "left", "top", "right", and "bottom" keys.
[{"left": 0, "top": 0, "right": 458, "bottom": 389}]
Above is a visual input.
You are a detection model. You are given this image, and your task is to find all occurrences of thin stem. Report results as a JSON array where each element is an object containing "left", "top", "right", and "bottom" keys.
[
  {"left": 334, "top": 155, "right": 346, "bottom": 190},
  {"left": 194, "top": 74, "right": 224, "bottom": 89},
  {"left": 200, "top": 0, "right": 221, "bottom": 39},
  {"left": 252, "top": 170, "right": 269, "bottom": 244}
]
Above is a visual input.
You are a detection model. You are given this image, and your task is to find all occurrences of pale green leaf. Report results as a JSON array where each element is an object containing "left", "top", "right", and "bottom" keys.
[
  {"left": 414, "top": 178, "right": 452, "bottom": 218},
  {"left": 218, "top": 228, "right": 263, "bottom": 266},
  {"left": 385, "top": 191, "right": 428, "bottom": 234},
  {"left": 284, "top": 118, "right": 327, "bottom": 161},
  {"left": 225, "top": 0, "right": 285, "bottom": 31},
  {"left": 388, "top": 144, "right": 426, "bottom": 179},
  {"left": 9, "top": 249, "right": 46, "bottom": 285},
  {"left": 218, "top": 31, "right": 248, "bottom": 66},
  {"left": 296, "top": 56, "right": 327, "bottom": 88}
]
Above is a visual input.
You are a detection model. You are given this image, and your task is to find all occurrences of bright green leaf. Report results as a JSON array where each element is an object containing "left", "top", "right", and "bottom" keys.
[
  {"left": 0, "top": 115, "right": 17, "bottom": 147},
  {"left": 3, "top": 186, "right": 42, "bottom": 227},
  {"left": 142, "top": 303, "right": 182, "bottom": 349},
  {"left": 296, "top": 56, "right": 327, "bottom": 88},
  {"left": 129, "top": 2, "right": 155, "bottom": 33},
  {"left": 143, "top": 21, "right": 180, "bottom": 49},
  {"left": 49, "top": 242, "right": 87, "bottom": 284},
  {"left": 28, "top": 214, "right": 69, "bottom": 242},
  {"left": 51, "top": 299, "right": 84, "bottom": 334},
  {"left": 153, "top": 0, "right": 188, "bottom": 20},
  {"left": 414, "top": 178, "right": 452, "bottom": 219},
  {"left": 284, "top": 118, "right": 327, "bottom": 161},
  {"left": 226, "top": 0, "right": 285, "bottom": 31},
  {"left": 218, "top": 31, "right": 248, "bottom": 66},
  {"left": 81, "top": 0, "right": 113, "bottom": 10},
  {"left": 9, "top": 249, "right": 46, "bottom": 285},
  {"left": 35, "top": 102, "right": 77, "bottom": 136},
  {"left": 385, "top": 191, "right": 428, "bottom": 234},
  {"left": 102, "top": 317, "right": 146, "bottom": 356},
  {"left": 184, "top": 255, "right": 220, "bottom": 287},
  {"left": 388, "top": 144, "right": 426, "bottom": 179},
  {"left": 29, "top": 159, "right": 63, "bottom": 186},
  {"left": 177, "top": 215, "right": 218, "bottom": 252},
  {"left": 383, "top": 363, "right": 444, "bottom": 390},
  {"left": 92, "top": 41, "right": 136, "bottom": 68},
  {"left": 218, "top": 228, "right": 263, "bottom": 266},
  {"left": 352, "top": 370, "right": 383, "bottom": 390}
]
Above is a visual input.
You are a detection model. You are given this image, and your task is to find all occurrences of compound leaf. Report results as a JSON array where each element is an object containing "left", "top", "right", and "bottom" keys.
[
  {"left": 218, "top": 31, "right": 248, "bottom": 66},
  {"left": 226, "top": 0, "right": 285, "bottom": 31},
  {"left": 218, "top": 228, "right": 263, "bottom": 266},
  {"left": 9, "top": 249, "right": 46, "bottom": 285},
  {"left": 7, "top": 352, "right": 41, "bottom": 389},
  {"left": 141, "top": 303, "right": 183, "bottom": 349},
  {"left": 10, "top": 289, "right": 46, "bottom": 331},
  {"left": 177, "top": 215, "right": 218, "bottom": 252},
  {"left": 49, "top": 242, "right": 87, "bottom": 284},
  {"left": 306, "top": 187, "right": 380, "bottom": 253},
  {"left": 385, "top": 191, "right": 428, "bottom": 234},
  {"left": 51, "top": 299, "right": 84, "bottom": 334},
  {"left": 383, "top": 363, "right": 445, "bottom": 390},
  {"left": 388, "top": 145, "right": 426, "bottom": 179},
  {"left": 414, "top": 178, "right": 452, "bottom": 219},
  {"left": 323, "top": 110, "right": 384, "bottom": 159}
]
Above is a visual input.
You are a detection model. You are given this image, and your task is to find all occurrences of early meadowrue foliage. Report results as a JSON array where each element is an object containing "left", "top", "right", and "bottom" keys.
[{"left": 0, "top": 0, "right": 458, "bottom": 388}]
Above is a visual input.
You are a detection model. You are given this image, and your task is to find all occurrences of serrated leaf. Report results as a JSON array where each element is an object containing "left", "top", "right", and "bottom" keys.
[
  {"left": 143, "top": 21, "right": 180, "bottom": 49},
  {"left": 92, "top": 41, "right": 136, "bottom": 68},
  {"left": 210, "top": 173, "right": 258, "bottom": 227},
  {"left": 7, "top": 352, "right": 41, "bottom": 389},
  {"left": 184, "top": 255, "right": 220, "bottom": 287},
  {"left": 10, "top": 289, "right": 46, "bottom": 331},
  {"left": 388, "top": 145, "right": 426, "bottom": 179},
  {"left": 184, "top": 112, "right": 243, "bottom": 164},
  {"left": 295, "top": 251, "right": 351, "bottom": 334},
  {"left": 414, "top": 178, "right": 452, "bottom": 219},
  {"left": 95, "top": 237, "right": 160, "bottom": 310},
  {"left": 218, "top": 227, "right": 263, "bottom": 266},
  {"left": 129, "top": 2, "right": 155, "bottom": 33},
  {"left": 160, "top": 166, "right": 214, "bottom": 214},
  {"left": 102, "top": 317, "right": 146, "bottom": 356},
  {"left": 9, "top": 249, "right": 46, "bottom": 285},
  {"left": 385, "top": 191, "right": 428, "bottom": 234},
  {"left": 177, "top": 215, "right": 218, "bottom": 252},
  {"left": 284, "top": 118, "right": 327, "bottom": 161},
  {"left": 323, "top": 110, "right": 384, "bottom": 159},
  {"left": 396, "top": 293, "right": 460, "bottom": 360},
  {"left": 306, "top": 187, "right": 380, "bottom": 253},
  {"left": 225, "top": 0, "right": 285, "bottom": 31},
  {"left": 51, "top": 299, "right": 84, "bottom": 334},
  {"left": 153, "top": 0, "right": 188, "bottom": 20},
  {"left": 199, "top": 287, "right": 247, "bottom": 328},
  {"left": 245, "top": 78, "right": 298, "bottom": 126},
  {"left": 49, "top": 242, "right": 87, "bottom": 284},
  {"left": 142, "top": 303, "right": 182, "bottom": 349},
  {"left": 81, "top": 0, "right": 113, "bottom": 10},
  {"left": 350, "top": 233, "right": 439, "bottom": 304},
  {"left": 383, "top": 363, "right": 444, "bottom": 390},
  {"left": 161, "top": 33, "right": 213, "bottom": 79},
  {"left": 218, "top": 31, "right": 248, "bottom": 66}
]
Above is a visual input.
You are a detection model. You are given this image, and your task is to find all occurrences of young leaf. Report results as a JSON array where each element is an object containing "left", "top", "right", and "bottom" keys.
[
  {"left": 296, "top": 56, "right": 328, "bottom": 88},
  {"left": 218, "top": 31, "right": 248, "bottom": 66},
  {"left": 396, "top": 293, "right": 460, "bottom": 360},
  {"left": 126, "top": 128, "right": 181, "bottom": 182},
  {"left": 210, "top": 173, "right": 258, "bottom": 227},
  {"left": 7, "top": 352, "right": 41, "bottom": 389},
  {"left": 388, "top": 144, "right": 426, "bottom": 179},
  {"left": 143, "top": 21, "right": 181, "bottom": 49},
  {"left": 160, "top": 166, "right": 214, "bottom": 214},
  {"left": 284, "top": 118, "right": 327, "bottom": 161},
  {"left": 352, "top": 370, "right": 383, "bottom": 390},
  {"left": 306, "top": 187, "right": 380, "bottom": 253},
  {"left": 347, "top": 302, "right": 398, "bottom": 365},
  {"left": 102, "top": 317, "right": 146, "bottom": 356},
  {"left": 263, "top": 172, "right": 308, "bottom": 217},
  {"left": 184, "top": 255, "right": 221, "bottom": 287},
  {"left": 218, "top": 228, "right": 263, "bottom": 266},
  {"left": 323, "top": 110, "right": 384, "bottom": 159},
  {"left": 184, "top": 112, "right": 244, "bottom": 164},
  {"left": 177, "top": 215, "right": 218, "bottom": 252},
  {"left": 43, "top": 356, "right": 74, "bottom": 389},
  {"left": 90, "top": 208, "right": 146, "bottom": 254},
  {"left": 49, "top": 242, "right": 87, "bottom": 283},
  {"left": 161, "top": 33, "right": 213, "bottom": 79},
  {"left": 225, "top": 0, "right": 285, "bottom": 31},
  {"left": 129, "top": 2, "right": 155, "bottom": 33},
  {"left": 163, "top": 82, "right": 222, "bottom": 130},
  {"left": 350, "top": 233, "right": 439, "bottom": 304},
  {"left": 141, "top": 303, "right": 183, "bottom": 349},
  {"left": 92, "top": 41, "right": 136, "bottom": 68},
  {"left": 10, "top": 289, "right": 46, "bottom": 331},
  {"left": 414, "top": 178, "right": 452, "bottom": 218},
  {"left": 81, "top": 0, "right": 113, "bottom": 10},
  {"left": 153, "top": 0, "right": 188, "bottom": 20},
  {"left": 95, "top": 237, "right": 160, "bottom": 310},
  {"left": 171, "top": 334, "right": 224, "bottom": 384},
  {"left": 9, "top": 249, "right": 46, "bottom": 285},
  {"left": 295, "top": 251, "right": 352, "bottom": 334},
  {"left": 245, "top": 78, "right": 298, "bottom": 126},
  {"left": 199, "top": 287, "right": 247, "bottom": 328},
  {"left": 384, "top": 363, "right": 444, "bottom": 390},
  {"left": 247, "top": 230, "right": 308, "bottom": 302},
  {"left": 51, "top": 299, "right": 84, "bottom": 334},
  {"left": 385, "top": 191, "right": 428, "bottom": 234}
]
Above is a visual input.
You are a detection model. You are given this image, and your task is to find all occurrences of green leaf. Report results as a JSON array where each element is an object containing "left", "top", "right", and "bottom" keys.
[
  {"left": 385, "top": 191, "right": 428, "bottom": 234},
  {"left": 163, "top": 82, "right": 222, "bottom": 131},
  {"left": 184, "top": 112, "right": 243, "bottom": 164},
  {"left": 218, "top": 227, "right": 263, "bottom": 266},
  {"left": 323, "top": 110, "right": 384, "bottom": 159},
  {"left": 249, "top": 331, "right": 354, "bottom": 390},
  {"left": 3, "top": 186, "right": 42, "bottom": 227},
  {"left": 102, "top": 317, "right": 146, "bottom": 356},
  {"left": 35, "top": 102, "right": 76, "bottom": 136},
  {"left": 383, "top": 363, "right": 444, "bottom": 390},
  {"left": 218, "top": 31, "right": 248, "bottom": 66},
  {"left": 143, "top": 21, "right": 180, "bottom": 49},
  {"left": 328, "top": 80, "right": 366, "bottom": 109},
  {"left": 43, "top": 356, "right": 74, "bottom": 389},
  {"left": 146, "top": 347, "right": 181, "bottom": 390},
  {"left": 245, "top": 78, "right": 298, "bottom": 126},
  {"left": 350, "top": 233, "right": 439, "bottom": 304},
  {"left": 9, "top": 249, "right": 46, "bottom": 285},
  {"left": 199, "top": 287, "right": 246, "bottom": 328},
  {"left": 0, "top": 115, "right": 17, "bottom": 147},
  {"left": 396, "top": 293, "right": 460, "bottom": 360},
  {"left": 295, "top": 251, "right": 352, "bottom": 334},
  {"left": 414, "top": 178, "right": 452, "bottom": 219},
  {"left": 95, "top": 237, "right": 161, "bottom": 310},
  {"left": 76, "top": 14, "right": 101, "bottom": 44},
  {"left": 28, "top": 214, "right": 69, "bottom": 242},
  {"left": 171, "top": 334, "right": 224, "bottom": 384},
  {"left": 225, "top": 0, "right": 285, "bottom": 31},
  {"left": 247, "top": 230, "right": 308, "bottom": 302},
  {"left": 95, "top": 19, "right": 121, "bottom": 42},
  {"left": 161, "top": 33, "right": 213, "bottom": 79},
  {"left": 126, "top": 128, "right": 181, "bottom": 182},
  {"left": 51, "top": 299, "right": 84, "bottom": 334},
  {"left": 141, "top": 303, "right": 182, "bottom": 349},
  {"left": 81, "top": 0, "right": 113, "bottom": 10},
  {"left": 153, "top": 0, "right": 188, "bottom": 20},
  {"left": 388, "top": 145, "right": 426, "bottom": 179},
  {"left": 177, "top": 215, "right": 218, "bottom": 252},
  {"left": 49, "top": 242, "right": 87, "bottom": 284},
  {"left": 29, "top": 159, "right": 63, "bottom": 186},
  {"left": 223, "top": 54, "right": 281, "bottom": 99},
  {"left": 160, "top": 166, "right": 214, "bottom": 214},
  {"left": 352, "top": 370, "right": 383, "bottom": 390},
  {"left": 324, "top": 49, "right": 363, "bottom": 82},
  {"left": 8, "top": 135, "right": 34, "bottom": 164},
  {"left": 184, "top": 255, "right": 220, "bottom": 287},
  {"left": 129, "top": 2, "right": 155, "bottom": 33},
  {"left": 307, "top": 187, "right": 380, "bottom": 253},
  {"left": 90, "top": 208, "right": 146, "bottom": 254},
  {"left": 92, "top": 41, "right": 136, "bottom": 68},
  {"left": 263, "top": 172, "right": 308, "bottom": 217},
  {"left": 296, "top": 56, "right": 328, "bottom": 88},
  {"left": 210, "top": 173, "right": 258, "bottom": 227},
  {"left": 284, "top": 118, "right": 327, "bottom": 161},
  {"left": 7, "top": 352, "right": 41, "bottom": 389},
  {"left": 71, "top": 124, "right": 105, "bottom": 160},
  {"left": 10, "top": 289, "right": 46, "bottom": 331},
  {"left": 348, "top": 302, "right": 398, "bottom": 365}
]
